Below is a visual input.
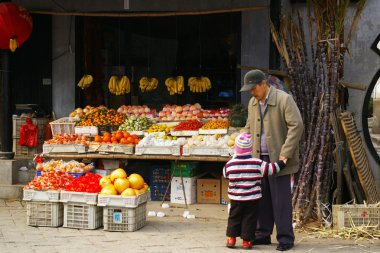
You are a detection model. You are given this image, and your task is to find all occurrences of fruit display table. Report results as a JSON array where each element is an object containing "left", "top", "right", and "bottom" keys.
[{"left": 41, "top": 153, "right": 230, "bottom": 163}]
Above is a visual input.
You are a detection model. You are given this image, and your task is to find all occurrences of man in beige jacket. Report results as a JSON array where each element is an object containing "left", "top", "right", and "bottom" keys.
[{"left": 241, "top": 69, "right": 304, "bottom": 251}]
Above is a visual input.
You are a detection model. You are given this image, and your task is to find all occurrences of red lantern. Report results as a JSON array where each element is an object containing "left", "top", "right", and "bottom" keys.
[{"left": 0, "top": 2, "right": 32, "bottom": 52}]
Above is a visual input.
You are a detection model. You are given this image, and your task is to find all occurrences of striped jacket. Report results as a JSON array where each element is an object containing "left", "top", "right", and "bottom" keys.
[{"left": 223, "top": 154, "right": 286, "bottom": 201}]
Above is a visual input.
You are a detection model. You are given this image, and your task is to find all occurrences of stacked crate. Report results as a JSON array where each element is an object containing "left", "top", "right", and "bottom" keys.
[
  {"left": 149, "top": 164, "right": 171, "bottom": 201},
  {"left": 98, "top": 192, "right": 149, "bottom": 232},
  {"left": 60, "top": 191, "right": 103, "bottom": 230},
  {"left": 23, "top": 189, "right": 63, "bottom": 227},
  {"left": 12, "top": 117, "right": 49, "bottom": 158}
]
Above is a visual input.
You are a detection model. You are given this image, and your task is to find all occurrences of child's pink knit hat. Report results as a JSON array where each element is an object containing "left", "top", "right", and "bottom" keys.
[{"left": 234, "top": 132, "right": 253, "bottom": 154}]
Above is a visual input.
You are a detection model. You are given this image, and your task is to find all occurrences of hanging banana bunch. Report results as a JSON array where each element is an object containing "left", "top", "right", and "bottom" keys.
[
  {"left": 165, "top": 76, "right": 184, "bottom": 95},
  {"left": 108, "top": 75, "right": 131, "bottom": 95},
  {"left": 77, "top": 74, "right": 94, "bottom": 89},
  {"left": 139, "top": 77, "right": 158, "bottom": 92},
  {"left": 188, "top": 76, "right": 212, "bottom": 93}
]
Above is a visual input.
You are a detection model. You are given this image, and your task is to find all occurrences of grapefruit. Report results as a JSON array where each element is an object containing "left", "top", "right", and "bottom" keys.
[
  {"left": 99, "top": 185, "right": 117, "bottom": 195},
  {"left": 120, "top": 188, "right": 136, "bottom": 197},
  {"left": 114, "top": 178, "right": 130, "bottom": 194},
  {"left": 128, "top": 173, "right": 145, "bottom": 190},
  {"left": 99, "top": 176, "right": 112, "bottom": 188},
  {"left": 110, "top": 168, "right": 127, "bottom": 182}
]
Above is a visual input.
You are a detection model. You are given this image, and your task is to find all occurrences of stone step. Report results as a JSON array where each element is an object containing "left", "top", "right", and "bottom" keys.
[{"left": 0, "top": 184, "right": 23, "bottom": 199}]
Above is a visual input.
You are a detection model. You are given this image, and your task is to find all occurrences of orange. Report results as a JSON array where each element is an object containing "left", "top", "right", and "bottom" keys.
[
  {"left": 123, "top": 132, "right": 130, "bottom": 138},
  {"left": 120, "top": 138, "right": 127, "bottom": 144},
  {"left": 127, "top": 137, "right": 133, "bottom": 143},
  {"left": 134, "top": 139, "right": 140, "bottom": 144},
  {"left": 115, "top": 131, "right": 124, "bottom": 140},
  {"left": 103, "top": 135, "right": 111, "bottom": 143},
  {"left": 94, "top": 135, "right": 102, "bottom": 142}
]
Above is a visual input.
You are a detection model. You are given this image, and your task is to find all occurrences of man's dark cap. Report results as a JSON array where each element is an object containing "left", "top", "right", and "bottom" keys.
[{"left": 240, "top": 69, "right": 266, "bottom": 92}]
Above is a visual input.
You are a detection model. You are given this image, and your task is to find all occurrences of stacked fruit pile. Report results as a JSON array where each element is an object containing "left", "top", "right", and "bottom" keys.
[
  {"left": 69, "top": 105, "right": 107, "bottom": 118},
  {"left": 64, "top": 173, "right": 102, "bottom": 193},
  {"left": 173, "top": 120, "right": 203, "bottom": 131},
  {"left": 35, "top": 160, "right": 94, "bottom": 173},
  {"left": 145, "top": 124, "right": 174, "bottom": 134},
  {"left": 93, "top": 131, "right": 140, "bottom": 145},
  {"left": 24, "top": 171, "right": 74, "bottom": 190},
  {"left": 44, "top": 134, "right": 90, "bottom": 145},
  {"left": 156, "top": 104, "right": 202, "bottom": 121},
  {"left": 117, "top": 105, "right": 156, "bottom": 118},
  {"left": 201, "top": 120, "right": 229, "bottom": 129},
  {"left": 118, "top": 115, "right": 153, "bottom": 131},
  {"left": 75, "top": 109, "right": 126, "bottom": 127},
  {"left": 137, "top": 134, "right": 186, "bottom": 147},
  {"left": 99, "top": 169, "right": 148, "bottom": 196}
]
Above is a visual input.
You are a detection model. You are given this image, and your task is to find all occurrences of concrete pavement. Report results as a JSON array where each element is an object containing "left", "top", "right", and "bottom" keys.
[{"left": 0, "top": 199, "right": 379, "bottom": 253}]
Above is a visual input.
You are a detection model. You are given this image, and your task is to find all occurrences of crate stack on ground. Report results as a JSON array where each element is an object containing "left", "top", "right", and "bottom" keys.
[
  {"left": 332, "top": 204, "right": 380, "bottom": 229},
  {"left": 60, "top": 191, "right": 103, "bottom": 230},
  {"left": 98, "top": 192, "right": 149, "bottom": 232},
  {"left": 23, "top": 189, "right": 63, "bottom": 227},
  {"left": 149, "top": 164, "right": 171, "bottom": 201},
  {"left": 170, "top": 161, "right": 199, "bottom": 205},
  {"left": 13, "top": 117, "right": 49, "bottom": 158}
]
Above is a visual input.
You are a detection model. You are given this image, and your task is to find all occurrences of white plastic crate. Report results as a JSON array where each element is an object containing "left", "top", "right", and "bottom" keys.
[
  {"left": 103, "top": 202, "right": 146, "bottom": 232},
  {"left": 60, "top": 191, "right": 98, "bottom": 205},
  {"left": 63, "top": 203, "right": 103, "bottom": 230},
  {"left": 198, "top": 129, "right": 228, "bottom": 135},
  {"left": 98, "top": 143, "right": 134, "bottom": 154},
  {"left": 333, "top": 204, "right": 380, "bottom": 229},
  {"left": 182, "top": 146, "right": 231, "bottom": 157},
  {"left": 97, "top": 192, "right": 148, "bottom": 207},
  {"left": 49, "top": 117, "right": 76, "bottom": 135},
  {"left": 74, "top": 126, "right": 99, "bottom": 136},
  {"left": 170, "top": 130, "right": 199, "bottom": 136},
  {"left": 23, "top": 189, "right": 60, "bottom": 202},
  {"left": 43, "top": 144, "right": 86, "bottom": 154},
  {"left": 26, "top": 201, "right": 63, "bottom": 227},
  {"left": 135, "top": 145, "right": 180, "bottom": 156}
]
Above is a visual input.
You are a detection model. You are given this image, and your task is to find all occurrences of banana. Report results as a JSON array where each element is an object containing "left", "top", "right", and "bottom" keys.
[
  {"left": 139, "top": 77, "right": 158, "bottom": 92},
  {"left": 108, "top": 75, "right": 130, "bottom": 95},
  {"left": 165, "top": 76, "right": 184, "bottom": 95},
  {"left": 77, "top": 74, "right": 93, "bottom": 89},
  {"left": 187, "top": 76, "right": 212, "bottom": 93}
]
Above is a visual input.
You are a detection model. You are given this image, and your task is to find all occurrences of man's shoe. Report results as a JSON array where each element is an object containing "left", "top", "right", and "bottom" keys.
[
  {"left": 242, "top": 240, "right": 252, "bottom": 250},
  {"left": 276, "top": 243, "right": 294, "bottom": 251},
  {"left": 226, "top": 237, "right": 236, "bottom": 248},
  {"left": 252, "top": 236, "right": 271, "bottom": 245}
]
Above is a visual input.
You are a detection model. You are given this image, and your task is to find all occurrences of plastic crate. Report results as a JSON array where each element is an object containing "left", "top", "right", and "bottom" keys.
[
  {"left": 12, "top": 117, "right": 49, "bottom": 138},
  {"left": 150, "top": 164, "right": 171, "bottom": 184},
  {"left": 42, "top": 144, "right": 86, "bottom": 154},
  {"left": 60, "top": 191, "right": 98, "bottom": 205},
  {"left": 13, "top": 137, "right": 43, "bottom": 158},
  {"left": 333, "top": 204, "right": 380, "bottom": 229},
  {"left": 26, "top": 201, "right": 63, "bottom": 227},
  {"left": 63, "top": 203, "right": 103, "bottom": 230},
  {"left": 103, "top": 202, "right": 146, "bottom": 232},
  {"left": 98, "top": 143, "right": 134, "bottom": 154},
  {"left": 182, "top": 146, "right": 232, "bottom": 157},
  {"left": 150, "top": 183, "right": 170, "bottom": 201},
  {"left": 135, "top": 145, "right": 181, "bottom": 156},
  {"left": 49, "top": 117, "right": 76, "bottom": 135},
  {"left": 23, "top": 189, "right": 60, "bottom": 202},
  {"left": 170, "top": 161, "right": 200, "bottom": 177},
  {"left": 97, "top": 192, "right": 148, "bottom": 207}
]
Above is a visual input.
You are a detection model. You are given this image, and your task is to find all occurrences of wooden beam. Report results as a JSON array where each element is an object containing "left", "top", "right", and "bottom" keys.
[
  {"left": 237, "top": 65, "right": 368, "bottom": 91},
  {"left": 30, "top": 6, "right": 268, "bottom": 17}
]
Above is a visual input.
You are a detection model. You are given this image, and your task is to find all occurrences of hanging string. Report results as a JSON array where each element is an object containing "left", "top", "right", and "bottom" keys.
[
  {"left": 118, "top": 18, "right": 121, "bottom": 75},
  {"left": 147, "top": 17, "right": 151, "bottom": 76},
  {"left": 175, "top": 15, "right": 179, "bottom": 75},
  {"left": 198, "top": 15, "right": 202, "bottom": 76}
]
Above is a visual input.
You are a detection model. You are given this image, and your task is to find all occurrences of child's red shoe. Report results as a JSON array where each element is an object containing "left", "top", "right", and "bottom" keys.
[
  {"left": 226, "top": 237, "right": 236, "bottom": 248},
  {"left": 242, "top": 240, "right": 252, "bottom": 250}
]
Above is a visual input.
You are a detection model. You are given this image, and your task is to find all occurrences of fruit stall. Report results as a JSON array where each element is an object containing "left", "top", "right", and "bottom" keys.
[{"left": 19, "top": 102, "right": 243, "bottom": 231}]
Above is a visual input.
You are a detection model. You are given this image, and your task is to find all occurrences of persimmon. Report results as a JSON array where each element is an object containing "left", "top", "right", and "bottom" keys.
[
  {"left": 134, "top": 138, "right": 140, "bottom": 144},
  {"left": 131, "top": 134, "right": 138, "bottom": 139},
  {"left": 111, "top": 137, "right": 117, "bottom": 143},
  {"left": 94, "top": 135, "right": 102, "bottom": 142},
  {"left": 123, "top": 131, "right": 130, "bottom": 138},
  {"left": 112, "top": 140, "right": 118, "bottom": 144},
  {"left": 127, "top": 137, "right": 133, "bottom": 143},
  {"left": 120, "top": 138, "right": 127, "bottom": 144},
  {"left": 103, "top": 135, "right": 111, "bottom": 143},
  {"left": 115, "top": 131, "right": 124, "bottom": 140}
]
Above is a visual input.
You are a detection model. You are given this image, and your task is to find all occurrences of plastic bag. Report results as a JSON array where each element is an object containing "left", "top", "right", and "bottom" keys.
[{"left": 18, "top": 118, "right": 38, "bottom": 147}]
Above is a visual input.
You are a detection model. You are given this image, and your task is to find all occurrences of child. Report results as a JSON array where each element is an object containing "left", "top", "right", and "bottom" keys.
[{"left": 223, "top": 132, "right": 286, "bottom": 249}]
